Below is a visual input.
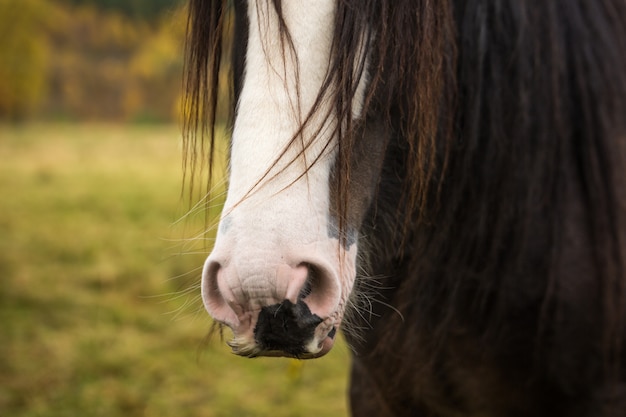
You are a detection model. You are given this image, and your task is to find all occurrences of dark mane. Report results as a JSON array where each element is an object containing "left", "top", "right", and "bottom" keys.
[
  {"left": 430, "top": 0, "right": 626, "bottom": 383},
  {"left": 185, "top": 0, "right": 626, "bottom": 409}
]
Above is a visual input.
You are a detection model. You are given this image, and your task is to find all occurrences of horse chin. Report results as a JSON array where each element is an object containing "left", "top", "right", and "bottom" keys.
[
  {"left": 249, "top": 338, "right": 335, "bottom": 359},
  {"left": 226, "top": 327, "right": 337, "bottom": 359}
]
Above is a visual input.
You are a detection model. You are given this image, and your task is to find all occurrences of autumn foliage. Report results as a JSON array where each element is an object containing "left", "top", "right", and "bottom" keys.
[{"left": 0, "top": 0, "right": 185, "bottom": 122}]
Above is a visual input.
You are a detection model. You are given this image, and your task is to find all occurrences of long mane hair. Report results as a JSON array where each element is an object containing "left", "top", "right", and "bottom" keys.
[{"left": 184, "top": 0, "right": 626, "bottom": 387}]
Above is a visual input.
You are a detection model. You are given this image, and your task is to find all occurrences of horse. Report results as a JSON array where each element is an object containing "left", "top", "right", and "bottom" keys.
[{"left": 183, "top": 0, "right": 626, "bottom": 415}]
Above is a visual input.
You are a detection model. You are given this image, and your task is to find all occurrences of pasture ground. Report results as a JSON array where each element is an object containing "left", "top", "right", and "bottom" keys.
[{"left": 0, "top": 124, "right": 350, "bottom": 417}]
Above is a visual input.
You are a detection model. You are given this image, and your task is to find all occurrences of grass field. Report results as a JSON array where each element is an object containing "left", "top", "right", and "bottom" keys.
[{"left": 0, "top": 124, "right": 350, "bottom": 417}]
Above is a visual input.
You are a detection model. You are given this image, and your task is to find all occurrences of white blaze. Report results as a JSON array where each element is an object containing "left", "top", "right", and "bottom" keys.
[
  {"left": 228, "top": 0, "right": 337, "bottom": 206},
  {"left": 202, "top": 0, "right": 368, "bottom": 350},
  {"left": 218, "top": 0, "right": 339, "bottom": 261}
]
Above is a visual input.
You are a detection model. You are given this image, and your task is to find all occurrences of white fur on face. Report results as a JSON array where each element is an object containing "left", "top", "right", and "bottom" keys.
[
  {"left": 202, "top": 0, "right": 367, "bottom": 354},
  {"left": 228, "top": 0, "right": 337, "bottom": 204}
]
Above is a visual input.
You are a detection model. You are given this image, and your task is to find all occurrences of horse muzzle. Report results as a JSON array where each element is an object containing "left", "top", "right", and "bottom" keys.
[{"left": 202, "top": 253, "right": 342, "bottom": 358}]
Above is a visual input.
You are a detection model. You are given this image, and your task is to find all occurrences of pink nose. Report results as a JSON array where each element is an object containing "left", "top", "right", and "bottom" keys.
[
  {"left": 203, "top": 262, "right": 309, "bottom": 327},
  {"left": 202, "top": 258, "right": 339, "bottom": 357}
]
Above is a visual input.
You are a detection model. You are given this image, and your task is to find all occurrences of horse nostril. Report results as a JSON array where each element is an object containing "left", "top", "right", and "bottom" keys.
[
  {"left": 201, "top": 260, "right": 240, "bottom": 328},
  {"left": 298, "top": 275, "right": 313, "bottom": 299},
  {"left": 292, "top": 262, "right": 339, "bottom": 320}
]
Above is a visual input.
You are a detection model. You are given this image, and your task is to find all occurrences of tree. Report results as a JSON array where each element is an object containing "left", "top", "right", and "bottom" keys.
[
  {"left": 52, "top": 0, "right": 184, "bottom": 21},
  {"left": 0, "top": 0, "right": 49, "bottom": 120}
]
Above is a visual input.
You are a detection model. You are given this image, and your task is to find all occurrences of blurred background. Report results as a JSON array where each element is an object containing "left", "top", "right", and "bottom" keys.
[{"left": 0, "top": 0, "right": 350, "bottom": 416}]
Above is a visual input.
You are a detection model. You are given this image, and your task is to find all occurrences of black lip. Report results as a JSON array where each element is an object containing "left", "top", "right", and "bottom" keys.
[{"left": 254, "top": 299, "right": 323, "bottom": 356}]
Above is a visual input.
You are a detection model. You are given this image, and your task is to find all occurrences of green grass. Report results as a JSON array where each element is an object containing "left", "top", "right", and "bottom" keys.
[{"left": 0, "top": 123, "right": 350, "bottom": 417}]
